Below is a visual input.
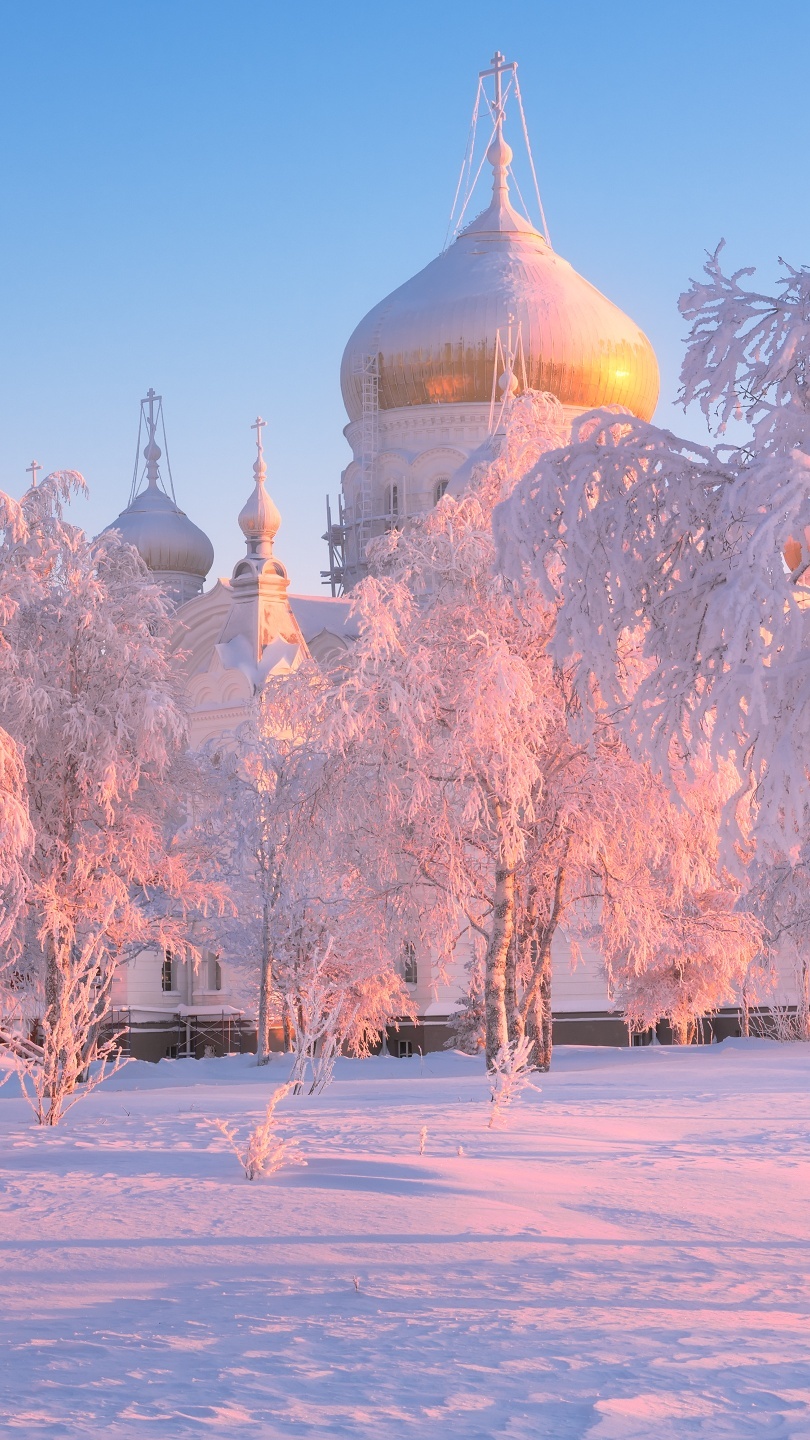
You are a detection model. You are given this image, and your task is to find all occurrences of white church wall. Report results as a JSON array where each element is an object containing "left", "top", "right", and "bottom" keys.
[{"left": 550, "top": 930, "right": 612, "bottom": 1014}]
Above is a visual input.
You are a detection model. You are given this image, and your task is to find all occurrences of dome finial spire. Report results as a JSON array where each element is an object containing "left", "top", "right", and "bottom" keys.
[
  {"left": 143, "top": 387, "right": 162, "bottom": 490},
  {"left": 486, "top": 50, "right": 513, "bottom": 205},
  {"left": 251, "top": 414, "right": 267, "bottom": 483}
]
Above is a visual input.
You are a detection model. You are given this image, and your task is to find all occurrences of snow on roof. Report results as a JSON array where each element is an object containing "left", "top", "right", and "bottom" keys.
[{"left": 288, "top": 594, "right": 359, "bottom": 643}]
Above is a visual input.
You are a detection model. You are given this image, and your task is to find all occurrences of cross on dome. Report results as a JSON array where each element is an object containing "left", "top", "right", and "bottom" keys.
[
  {"left": 26, "top": 460, "right": 41, "bottom": 488},
  {"left": 489, "top": 50, "right": 508, "bottom": 123},
  {"left": 251, "top": 415, "right": 267, "bottom": 483},
  {"left": 142, "top": 388, "right": 163, "bottom": 489}
]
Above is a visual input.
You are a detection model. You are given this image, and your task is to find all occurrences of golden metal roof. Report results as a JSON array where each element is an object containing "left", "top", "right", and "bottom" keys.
[{"left": 341, "top": 159, "right": 659, "bottom": 424}]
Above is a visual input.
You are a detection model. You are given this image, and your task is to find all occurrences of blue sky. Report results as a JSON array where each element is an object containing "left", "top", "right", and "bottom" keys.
[{"left": 2, "top": 0, "right": 808, "bottom": 592}]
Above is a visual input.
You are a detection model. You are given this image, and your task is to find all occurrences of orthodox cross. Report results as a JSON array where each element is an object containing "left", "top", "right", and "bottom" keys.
[
  {"left": 480, "top": 50, "right": 514, "bottom": 130},
  {"left": 251, "top": 414, "right": 266, "bottom": 461},
  {"left": 491, "top": 50, "right": 506, "bottom": 115},
  {"left": 26, "top": 459, "right": 41, "bottom": 488}
]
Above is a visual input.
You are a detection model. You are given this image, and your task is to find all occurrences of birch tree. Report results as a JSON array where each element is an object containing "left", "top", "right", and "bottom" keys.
[
  {"left": 0, "top": 474, "right": 224, "bottom": 1123},
  {"left": 494, "top": 246, "right": 810, "bottom": 862},
  {"left": 342, "top": 394, "right": 754, "bottom": 1063},
  {"left": 210, "top": 666, "right": 413, "bottom": 1073}
]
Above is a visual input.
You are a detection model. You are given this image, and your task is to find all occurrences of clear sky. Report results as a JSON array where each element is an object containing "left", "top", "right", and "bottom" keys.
[{"left": 2, "top": 0, "right": 808, "bottom": 592}]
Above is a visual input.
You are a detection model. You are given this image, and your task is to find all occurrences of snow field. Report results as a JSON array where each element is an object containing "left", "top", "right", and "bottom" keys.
[{"left": 1, "top": 1041, "right": 809, "bottom": 1438}]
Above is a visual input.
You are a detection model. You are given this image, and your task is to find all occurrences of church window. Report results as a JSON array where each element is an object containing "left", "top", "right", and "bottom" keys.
[
  {"left": 403, "top": 942, "right": 418, "bottom": 986},
  {"left": 434, "top": 476, "right": 449, "bottom": 504},
  {"left": 161, "top": 951, "right": 175, "bottom": 992},
  {"left": 208, "top": 957, "right": 222, "bottom": 991},
  {"left": 386, "top": 483, "right": 400, "bottom": 517}
]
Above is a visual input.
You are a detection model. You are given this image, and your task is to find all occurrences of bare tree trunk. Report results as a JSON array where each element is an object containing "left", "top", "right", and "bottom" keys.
[
  {"left": 45, "top": 934, "right": 58, "bottom": 1014},
  {"left": 484, "top": 864, "right": 515, "bottom": 1068},
  {"left": 535, "top": 949, "right": 553, "bottom": 1070},
  {"left": 522, "top": 940, "right": 553, "bottom": 1071},
  {"left": 740, "top": 981, "right": 751, "bottom": 1039},
  {"left": 672, "top": 1017, "right": 695, "bottom": 1046},
  {"left": 519, "top": 864, "right": 565, "bottom": 1072},
  {"left": 504, "top": 932, "right": 521, "bottom": 1046},
  {"left": 800, "top": 961, "right": 810, "bottom": 1042},
  {"left": 256, "top": 902, "right": 273, "bottom": 1065}
]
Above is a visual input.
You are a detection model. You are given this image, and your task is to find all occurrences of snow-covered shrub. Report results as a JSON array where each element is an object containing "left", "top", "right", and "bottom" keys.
[
  {"left": 285, "top": 935, "right": 409, "bottom": 1096},
  {"left": 446, "top": 954, "right": 486, "bottom": 1054},
  {"left": 211, "top": 1082, "right": 305, "bottom": 1181},
  {"left": 488, "top": 1034, "right": 540, "bottom": 1128}
]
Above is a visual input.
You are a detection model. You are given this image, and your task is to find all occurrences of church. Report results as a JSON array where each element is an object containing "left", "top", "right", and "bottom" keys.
[{"left": 102, "top": 54, "right": 746, "bottom": 1060}]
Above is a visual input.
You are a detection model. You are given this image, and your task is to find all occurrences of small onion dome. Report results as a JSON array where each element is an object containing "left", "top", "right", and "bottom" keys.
[
  {"left": 230, "top": 417, "right": 290, "bottom": 589},
  {"left": 341, "top": 134, "right": 659, "bottom": 423},
  {"left": 238, "top": 442, "right": 281, "bottom": 557},
  {"left": 106, "top": 484, "right": 214, "bottom": 581}
]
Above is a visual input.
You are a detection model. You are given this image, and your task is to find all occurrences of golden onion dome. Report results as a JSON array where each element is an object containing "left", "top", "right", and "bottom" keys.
[{"left": 341, "top": 133, "right": 659, "bottom": 423}]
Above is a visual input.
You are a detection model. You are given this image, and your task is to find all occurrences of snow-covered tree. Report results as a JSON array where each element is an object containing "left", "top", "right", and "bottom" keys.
[
  {"left": 0, "top": 474, "right": 224, "bottom": 1124},
  {"left": 342, "top": 394, "right": 754, "bottom": 1063},
  {"left": 210, "top": 666, "right": 413, "bottom": 1076},
  {"left": 494, "top": 246, "right": 810, "bottom": 861},
  {"left": 0, "top": 728, "right": 32, "bottom": 949}
]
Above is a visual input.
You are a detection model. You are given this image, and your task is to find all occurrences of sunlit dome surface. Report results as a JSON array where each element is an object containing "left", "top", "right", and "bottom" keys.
[{"left": 341, "top": 133, "right": 659, "bottom": 424}]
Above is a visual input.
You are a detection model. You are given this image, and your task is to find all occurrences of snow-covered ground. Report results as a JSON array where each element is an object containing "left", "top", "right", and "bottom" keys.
[{"left": 1, "top": 1041, "right": 809, "bottom": 1438}]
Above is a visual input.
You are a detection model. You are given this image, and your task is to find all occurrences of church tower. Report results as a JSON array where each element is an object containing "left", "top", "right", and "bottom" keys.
[{"left": 333, "top": 52, "right": 659, "bottom": 590}]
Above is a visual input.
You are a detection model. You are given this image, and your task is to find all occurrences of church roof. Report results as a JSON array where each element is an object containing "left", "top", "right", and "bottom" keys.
[
  {"left": 107, "top": 483, "right": 214, "bottom": 580},
  {"left": 341, "top": 77, "right": 659, "bottom": 424},
  {"left": 105, "top": 390, "right": 214, "bottom": 586}
]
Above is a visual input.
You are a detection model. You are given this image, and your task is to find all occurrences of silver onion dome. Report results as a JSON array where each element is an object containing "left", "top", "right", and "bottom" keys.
[
  {"left": 105, "top": 389, "right": 214, "bottom": 606},
  {"left": 108, "top": 485, "right": 214, "bottom": 579}
]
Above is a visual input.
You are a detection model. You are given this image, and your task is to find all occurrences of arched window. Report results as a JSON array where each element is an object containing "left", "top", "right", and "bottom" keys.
[
  {"left": 161, "top": 950, "right": 175, "bottom": 993},
  {"left": 386, "top": 482, "right": 400, "bottom": 518},
  {"left": 434, "top": 476, "right": 449, "bottom": 505},
  {"left": 403, "top": 942, "right": 418, "bottom": 986}
]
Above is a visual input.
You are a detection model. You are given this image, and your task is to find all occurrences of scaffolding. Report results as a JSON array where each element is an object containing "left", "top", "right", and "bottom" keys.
[
  {"left": 488, "top": 317, "right": 529, "bottom": 434},
  {"left": 354, "top": 350, "right": 379, "bottom": 577},
  {"left": 320, "top": 492, "right": 346, "bottom": 595},
  {"left": 322, "top": 351, "right": 380, "bottom": 593}
]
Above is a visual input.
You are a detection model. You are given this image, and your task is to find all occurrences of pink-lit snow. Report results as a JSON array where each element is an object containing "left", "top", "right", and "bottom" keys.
[{"left": 1, "top": 1041, "right": 809, "bottom": 1437}]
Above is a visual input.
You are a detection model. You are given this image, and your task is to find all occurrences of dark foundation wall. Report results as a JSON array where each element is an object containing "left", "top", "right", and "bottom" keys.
[
  {"left": 117, "top": 1007, "right": 752, "bottom": 1065},
  {"left": 386, "top": 1008, "right": 749, "bottom": 1057},
  {"left": 115, "top": 1019, "right": 257, "bottom": 1063},
  {"left": 552, "top": 1012, "right": 631, "bottom": 1047}
]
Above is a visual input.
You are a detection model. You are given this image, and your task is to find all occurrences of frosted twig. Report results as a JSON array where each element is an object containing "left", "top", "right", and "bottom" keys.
[
  {"left": 488, "top": 1034, "right": 541, "bottom": 1129},
  {"left": 210, "top": 1082, "right": 306, "bottom": 1181}
]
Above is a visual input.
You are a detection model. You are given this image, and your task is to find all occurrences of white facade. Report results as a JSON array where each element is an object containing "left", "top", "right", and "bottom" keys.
[
  {"left": 103, "top": 60, "right": 789, "bottom": 1051},
  {"left": 108, "top": 426, "right": 359, "bottom": 1058}
]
